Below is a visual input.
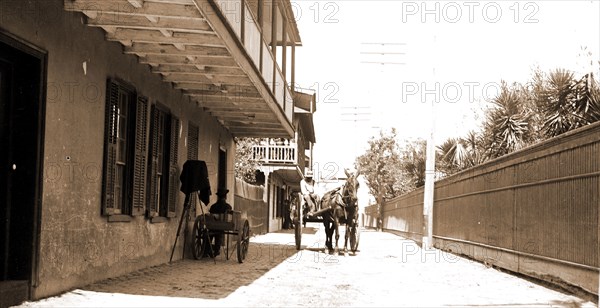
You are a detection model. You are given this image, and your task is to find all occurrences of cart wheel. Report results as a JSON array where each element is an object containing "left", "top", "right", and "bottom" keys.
[
  {"left": 350, "top": 224, "right": 360, "bottom": 253},
  {"left": 294, "top": 200, "right": 302, "bottom": 250},
  {"left": 237, "top": 220, "right": 250, "bottom": 263},
  {"left": 192, "top": 215, "right": 209, "bottom": 260}
]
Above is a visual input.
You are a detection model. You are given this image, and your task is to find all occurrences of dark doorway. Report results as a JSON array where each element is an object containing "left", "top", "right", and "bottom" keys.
[{"left": 0, "top": 33, "right": 45, "bottom": 306}]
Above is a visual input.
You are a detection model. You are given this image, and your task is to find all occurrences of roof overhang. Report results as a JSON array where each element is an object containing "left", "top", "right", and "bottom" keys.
[
  {"left": 296, "top": 113, "right": 315, "bottom": 144},
  {"left": 65, "top": 0, "right": 295, "bottom": 138},
  {"left": 292, "top": 90, "right": 316, "bottom": 143},
  {"left": 293, "top": 89, "right": 316, "bottom": 113},
  {"left": 282, "top": 0, "right": 302, "bottom": 46},
  {"left": 269, "top": 166, "right": 303, "bottom": 186}
]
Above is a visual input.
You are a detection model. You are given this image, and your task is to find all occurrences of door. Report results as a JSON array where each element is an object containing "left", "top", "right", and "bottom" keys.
[{"left": 0, "top": 33, "right": 45, "bottom": 306}]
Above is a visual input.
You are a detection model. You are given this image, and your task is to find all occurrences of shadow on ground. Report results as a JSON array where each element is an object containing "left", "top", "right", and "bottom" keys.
[
  {"left": 82, "top": 242, "right": 298, "bottom": 300},
  {"left": 273, "top": 226, "right": 319, "bottom": 235}
]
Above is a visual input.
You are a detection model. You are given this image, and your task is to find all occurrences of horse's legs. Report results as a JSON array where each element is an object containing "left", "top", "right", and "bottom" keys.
[
  {"left": 323, "top": 220, "right": 333, "bottom": 252},
  {"left": 342, "top": 210, "right": 350, "bottom": 253},
  {"left": 343, "top": 223, "right": 350, "bottom": 252},
  {"left": 333, "top": 217, "right": 340, "bottom": 254}
]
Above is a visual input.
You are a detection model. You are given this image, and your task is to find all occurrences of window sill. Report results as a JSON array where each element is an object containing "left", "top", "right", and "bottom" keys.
[
  {"left": 108, "top": 215, "right": 132, "bottom": 223},
  {"left": 151, "top": 216, "right": 168, "bottom": 224}
]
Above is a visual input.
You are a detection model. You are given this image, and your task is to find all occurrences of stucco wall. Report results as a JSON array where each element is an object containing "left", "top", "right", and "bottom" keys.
[{"left": 0, "top": 0, "right": 235, "bottom": 299}]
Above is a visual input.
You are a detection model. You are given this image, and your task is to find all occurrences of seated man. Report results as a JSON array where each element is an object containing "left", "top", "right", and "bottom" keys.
[
  {"left": 300, "top": 170, "right": 319, "bottom": 214},
  {"left": 208, "top": 187, "right": 232, "bottom": 257}
]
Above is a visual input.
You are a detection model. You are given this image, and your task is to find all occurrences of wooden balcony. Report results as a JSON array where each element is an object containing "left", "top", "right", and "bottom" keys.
[
  {"left": 252, "top": 144, "right": 304, "bottom": 167},
  {"left": 252, "top": 144, "right": 295, "bottom": 164}
]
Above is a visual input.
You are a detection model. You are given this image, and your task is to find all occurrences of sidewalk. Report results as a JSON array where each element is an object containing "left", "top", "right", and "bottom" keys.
[{"left": 17, "top": 226, "right": 598, "bottom": 307}]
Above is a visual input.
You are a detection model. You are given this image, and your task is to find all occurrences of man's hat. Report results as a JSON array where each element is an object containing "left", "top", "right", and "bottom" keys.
[
  {"left": 305, "top": 170, "right": 313, "bottom": 178},
  {"left": 216, "top": 187, "right": 229, "bottom": 196}
]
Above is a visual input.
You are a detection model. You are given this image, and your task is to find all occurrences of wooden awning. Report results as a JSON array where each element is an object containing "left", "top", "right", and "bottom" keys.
[{"left": 65, "top": 0, "right": 295, "bottom": 138}]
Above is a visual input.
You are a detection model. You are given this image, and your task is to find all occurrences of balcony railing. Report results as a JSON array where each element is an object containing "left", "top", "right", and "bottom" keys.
[{"left": 252, "top": 144, "right": 297, "bottom": 164}]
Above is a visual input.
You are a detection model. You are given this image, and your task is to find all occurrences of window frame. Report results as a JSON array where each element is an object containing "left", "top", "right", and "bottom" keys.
[
  {"left": 101, "top": 79, "right": 149, "bottom": 221},
  {"left": 147, "top": 103, "right": 179, "bottom": 222}
]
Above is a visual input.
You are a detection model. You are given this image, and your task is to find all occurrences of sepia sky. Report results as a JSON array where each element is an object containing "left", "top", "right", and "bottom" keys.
[{"left": 291, "top": 0, "right": 600, "bottom": 180}]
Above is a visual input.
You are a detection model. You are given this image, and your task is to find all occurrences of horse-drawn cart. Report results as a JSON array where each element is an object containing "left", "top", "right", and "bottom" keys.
[
  {"left": 170, "top": 160, "right": 251, "bottom": 264},
  {"left": 292, "top": 177, "right": 360, "bottom": 254},
  {"left": 192, "top": 210, "right": 250, "bottom": 263}
]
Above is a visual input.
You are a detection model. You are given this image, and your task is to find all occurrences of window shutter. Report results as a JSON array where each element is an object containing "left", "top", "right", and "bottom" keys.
[
  {"left": 101, "top": 80, "right": 119, "bottom": 215},
  {"left": 131, "top": 96, "right": 149, "bottom": 216},
  {"left": 147, "top": 105, "right": 160, "bottom": 217},
  {"left": 167, "top": 116, "right": 180, "bottom": 218}
]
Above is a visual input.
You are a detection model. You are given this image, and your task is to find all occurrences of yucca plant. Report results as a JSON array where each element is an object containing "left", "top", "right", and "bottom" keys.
[
  {"left": 482, "top": 82, "right": 533, "bottom": 159},
  {"left": 539, "top": 69, "right": 582, "bottom": 137},
  {"left": 401, "top": 139, "right": 427, "bottom": 188},
  {"left": 437, "top": 138, "right": 468, "bottom": 175},
  {"left": 572, "top": 72, "right": 600, "bottom": 123},
  {"left": 462, "top": 130, "right": 487, "bottom": 166}
]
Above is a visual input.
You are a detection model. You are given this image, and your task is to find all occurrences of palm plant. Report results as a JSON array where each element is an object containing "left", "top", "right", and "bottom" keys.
[
  {"left": 482, "top": 82, "right": 533, "bottom": 159},
  {"left": 401, "top": 139, "right": 427, "bottom": 188},
  {"left": 534, "top": 68, "right": 600, "bottom": 138},
  {"left": 539, "top": 69, "right": 582, "bottom": 137},
  {"left": 437, "top": 130, "right": 487, "bottom": 176},
  {"left": 572, "top": 72, "right": 600, "bottom": 123},
  {"left": 437, "top": 138, "right": 468, "bottom": 175},
  {"left": 462, "top": 130, "right": 486, "bottom": 166}
]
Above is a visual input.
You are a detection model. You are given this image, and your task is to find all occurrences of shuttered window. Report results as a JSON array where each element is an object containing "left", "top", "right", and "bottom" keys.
[
  {"left": 102, "top": 79, "right": 181, "bottom": 222},
  {"left": 147, "top": 105, "right": 180, "bottom": 220},
  {"left": 167, "top": 117, "right": 180, "bottom": 218},
  {"left": 131, "top": 96, "right": 149, "bottom": 216},
  {"left": 102, "top": 79, "right": 148, "bottom": 219}
]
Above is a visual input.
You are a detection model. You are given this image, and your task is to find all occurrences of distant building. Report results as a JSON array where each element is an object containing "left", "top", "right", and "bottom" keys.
[{"left": 251, "top": 89, "right": 316, "bottom": 231}]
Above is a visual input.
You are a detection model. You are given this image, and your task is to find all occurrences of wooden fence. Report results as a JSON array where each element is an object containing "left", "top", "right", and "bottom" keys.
[{"left": 365, "top": 122, "right": 600, "bottom": 295}]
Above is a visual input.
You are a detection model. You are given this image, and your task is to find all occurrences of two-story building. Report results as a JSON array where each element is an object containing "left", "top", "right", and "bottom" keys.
[
  {"left": 0, "top": 0, "right": 304, "bottom": 305},
  {"left": 252, "top": 89, "right": 316, "bottom": 231}
]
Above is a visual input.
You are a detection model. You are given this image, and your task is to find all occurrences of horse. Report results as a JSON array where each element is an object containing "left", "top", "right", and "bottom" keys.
[
  {"left": 309, "top": 169, "right": 359, "bottom": 254},
  {"left": 341, "top": 171, "right": 359, "bottom": 252}
]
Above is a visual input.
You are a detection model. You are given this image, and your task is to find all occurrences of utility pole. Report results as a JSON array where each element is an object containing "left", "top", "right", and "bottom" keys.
[
  {"left": 422, "top": 35, "right": 437, "bottom": 250},
  {"left": 422, "top": 99, "right": 436, "bottom": 249}
]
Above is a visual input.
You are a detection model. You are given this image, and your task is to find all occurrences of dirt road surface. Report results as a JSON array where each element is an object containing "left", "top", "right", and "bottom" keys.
[{"left": 17, "top": 224, "right": 597, "bottom": 307}]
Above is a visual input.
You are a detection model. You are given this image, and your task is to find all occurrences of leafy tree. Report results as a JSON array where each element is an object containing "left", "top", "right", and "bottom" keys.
[
  {"left": 355, "top": 128, "right": 408, "bottom": 229},
  {"left": 234, "top": 137, "right": 262, "bottom": 184}
]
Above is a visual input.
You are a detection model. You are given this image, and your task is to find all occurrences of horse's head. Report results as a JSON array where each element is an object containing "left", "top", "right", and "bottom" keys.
[{"left": 342, "top": 169, "right": 359, "bottom": 208}]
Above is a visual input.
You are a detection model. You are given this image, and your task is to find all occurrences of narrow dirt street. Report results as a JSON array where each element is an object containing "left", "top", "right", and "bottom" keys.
[{"left": 18, "top": 224, "right": 597, "bottom": 307}]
